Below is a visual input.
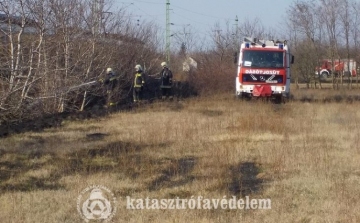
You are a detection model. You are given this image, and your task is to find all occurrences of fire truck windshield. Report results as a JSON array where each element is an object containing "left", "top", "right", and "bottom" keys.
[{"left": 242, "top": 51, "right": 284, "bottom": 68}]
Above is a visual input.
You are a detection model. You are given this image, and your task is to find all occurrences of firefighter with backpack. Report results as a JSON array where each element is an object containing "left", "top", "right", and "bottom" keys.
[
  {"left": 159, "top": 62, "right": 173, "bottom": 100},
  {"left": 133, "top": 64, "right": 146, "bottom": 103},
  {"left": 99, "top": 67, "right": 119, "bottom": 108}
]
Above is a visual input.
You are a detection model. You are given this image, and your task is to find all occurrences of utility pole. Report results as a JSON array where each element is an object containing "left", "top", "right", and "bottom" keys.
[
  {"left": 234, "top": 15, "right": 239, "bottom": 50},
  {"left": 166, "top": 0, "right": 170, "bottom": 67},
  {"left": 182, "top": 24, "right": 191, "bottom": 40},
  {"left": 92, "top": 0, "right": 103, "bottom": 36},
  {"left": 181, "top": 24, "right": 190, "bottom": 56}
]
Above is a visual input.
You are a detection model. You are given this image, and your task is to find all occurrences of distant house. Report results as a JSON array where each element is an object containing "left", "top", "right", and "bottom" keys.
[
  {"left": 0, "top": 13, "right": 37, "bottom": 34},
  {"left": 182, "top": 56, "right": 198, "bottom": 72}
]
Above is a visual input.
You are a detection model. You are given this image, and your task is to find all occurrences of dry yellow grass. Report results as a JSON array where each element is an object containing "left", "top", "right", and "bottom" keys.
[{"left": 1, "top": 90, "right": 360, "bottom": 222}]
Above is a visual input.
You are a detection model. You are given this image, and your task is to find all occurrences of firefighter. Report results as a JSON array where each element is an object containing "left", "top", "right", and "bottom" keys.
[
  {"left": 100, "top": 67, "right": 118, "bottom": 108},
  {"left": 133, "top": 64, "right": 145, "bottom": 103},
  {"left": 159, "top": 62, "right": 173, "bottom": 100}
]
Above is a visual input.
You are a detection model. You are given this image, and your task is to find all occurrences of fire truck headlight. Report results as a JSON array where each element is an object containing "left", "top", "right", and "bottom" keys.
[{"left": 275, "top": 86, "right": 285, "bottom": 91}]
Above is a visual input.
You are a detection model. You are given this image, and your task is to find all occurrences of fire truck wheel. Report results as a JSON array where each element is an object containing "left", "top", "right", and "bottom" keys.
[
  {"left": 320, "top": 72, "right": 328, "bottom": 78},
  {"left": 236, "top": 94, "right": 248, "bottom": 101},
  {"left": 236, "top": 95, "right": 244, "bottom": 100}
]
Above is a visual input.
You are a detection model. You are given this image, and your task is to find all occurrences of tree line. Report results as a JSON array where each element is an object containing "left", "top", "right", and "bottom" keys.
[
  {"left": 0, "top": 0, "right": 359, "bottom": 122},
  {"left": 287, "top": 0, "right": 360, "bottom": 89}
]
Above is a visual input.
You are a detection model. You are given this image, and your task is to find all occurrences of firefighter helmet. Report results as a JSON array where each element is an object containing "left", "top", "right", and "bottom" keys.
[
  {"left": 135, "top": 64, "right": 142, "bottom": 72},
  {"left": 106, "top": 67, "right": 113, "bottom": 73},
  {"left": 161, "top": 62, "right": 167, "bottom": 67}
]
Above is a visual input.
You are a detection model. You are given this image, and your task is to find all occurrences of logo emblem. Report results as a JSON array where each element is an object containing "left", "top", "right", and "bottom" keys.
[
  {"left": 260, "top": 76, "right": 266, "bottom": 81},
  {"left": 77, "top": 185, "right": 117, "bottom": 222}
]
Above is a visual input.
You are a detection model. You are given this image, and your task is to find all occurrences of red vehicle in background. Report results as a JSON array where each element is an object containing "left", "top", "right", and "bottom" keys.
[{"left": 316, "top": 59, "right": 357, "bottom": 78}]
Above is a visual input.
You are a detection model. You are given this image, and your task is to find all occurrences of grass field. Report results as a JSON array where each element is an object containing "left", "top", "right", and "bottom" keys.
[{"left": 1, "top": 88, "right": 360, "bottom": 222}]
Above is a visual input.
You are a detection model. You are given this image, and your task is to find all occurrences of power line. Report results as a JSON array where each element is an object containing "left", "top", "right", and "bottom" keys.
[
  {"left": 171, "top": 4, "right": 228, "bottom": 20},
  {"left": 117, "top": 0, "right": 163, "bottom": 5},
  {"left": 127, "top": 2, "right": 163, "bottom": 24},
  {"left": 116, "top": 0, "right": 236, "bottom": 43},
  {"left": 171, "top": 11, "right": 211, "bottom": 27}
]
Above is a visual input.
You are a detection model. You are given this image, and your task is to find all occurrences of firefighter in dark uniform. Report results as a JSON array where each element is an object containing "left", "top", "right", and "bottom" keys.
[
  {"left": 100, "top": 67, "right": 118, "bottom": 108},
  {"left": 133, "top": 64, "right": 145, "bottom": 103},
  {"left": 159, "top": 62, "right": 173, "bottom": 100}
]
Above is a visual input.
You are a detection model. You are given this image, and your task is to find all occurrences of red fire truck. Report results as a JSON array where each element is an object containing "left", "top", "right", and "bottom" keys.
[
  {"left": 316, "top": 59, "right": 357, "bottom": 78},
  {"left": 235, "top": 37, "right": 294, "bottom": 101}
]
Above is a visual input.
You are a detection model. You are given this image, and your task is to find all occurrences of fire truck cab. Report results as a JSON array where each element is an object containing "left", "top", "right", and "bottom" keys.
[{"left": 235, "top": 37, "right": 294, "bottom": 101}]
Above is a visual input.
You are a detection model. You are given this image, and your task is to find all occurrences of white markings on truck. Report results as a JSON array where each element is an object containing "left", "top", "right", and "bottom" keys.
[{"left": 244, "top": 69, "right": 280, "bottom": 75}]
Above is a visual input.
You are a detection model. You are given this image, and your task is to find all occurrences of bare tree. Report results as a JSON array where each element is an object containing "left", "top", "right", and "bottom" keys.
[
  {"left": 318, "top": 0, "right": 342, "bottom": 89},
  {"left": 287, "top": 0, "right": 324, "bottom": 89},
  {"left": 237, "top": 17, "right": 265, "bottom": 38},
  {"left": 0, "top": 0, "right": 163, "bottom": 121},
  {"left": 339, "top": 0, "right": 352, "bottom": 88},
  {"left": 0, "top": 0, "right": 45, "bottom": 116},
  {"left": 351, "top": 1, "right": 360, "bottom": 88}
]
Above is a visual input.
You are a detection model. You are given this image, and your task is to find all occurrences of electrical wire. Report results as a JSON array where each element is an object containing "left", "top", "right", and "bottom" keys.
[
  {"left": 171, "top": 4, "right": 228, "bottom": 20},
  {"left": 171, "top": 11, "right": 211, "bottom": 27},
  {"left": 122, "top": 0, "right": 163, "bottom": 4},
  {"left": 115, "top": 1, "right": 232, "bottom": 37},
  {"left": 126, "top": 1, "right": 164, "bottom": 24}
]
